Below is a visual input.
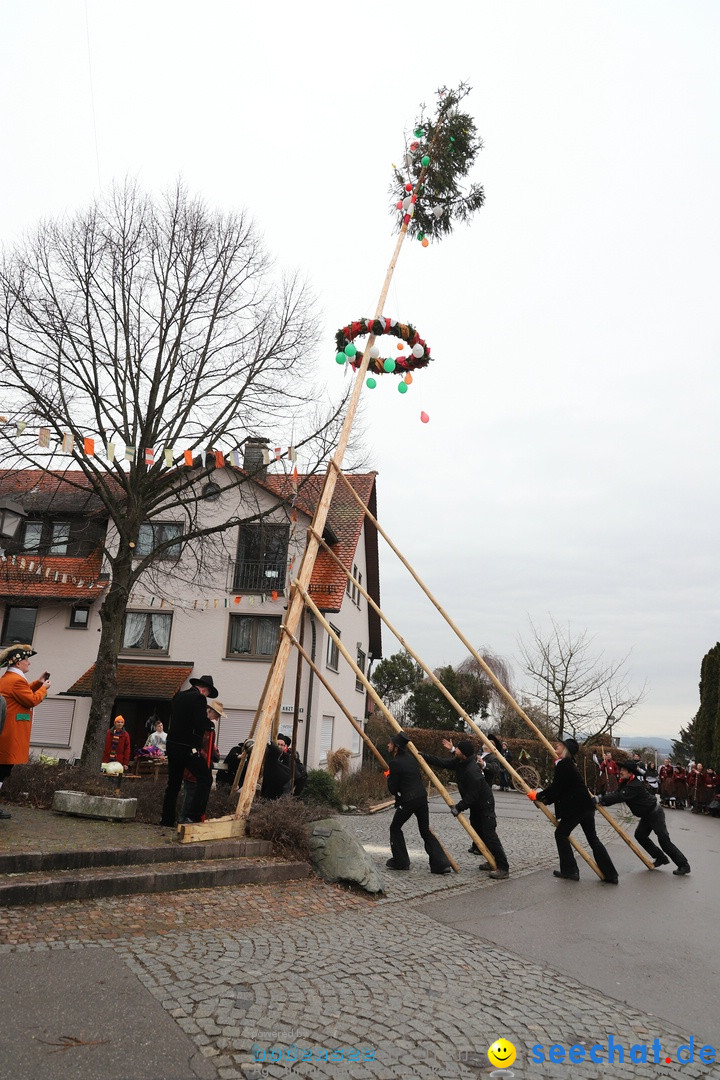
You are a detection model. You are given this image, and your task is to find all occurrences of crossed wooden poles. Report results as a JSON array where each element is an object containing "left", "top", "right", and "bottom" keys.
[{"left": 180, "top": 465, "right": 652, "bottom": 877}]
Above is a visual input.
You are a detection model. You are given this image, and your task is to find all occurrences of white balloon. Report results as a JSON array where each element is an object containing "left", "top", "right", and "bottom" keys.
[
  {"left": 433, "top": 205, "right": 444, "bottom": 218},
  {"left": 402, "top": 196, "right": 411, "bottom": 210},
  {"left": 412, "top": 344, "right": 424, "bottom": 358},
  {"left": 369, "top": 345, "right": 380, "bottom": 359}
]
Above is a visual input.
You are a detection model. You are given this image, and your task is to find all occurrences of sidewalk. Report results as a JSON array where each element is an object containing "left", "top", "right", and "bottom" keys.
[{"left": 1, "top": 796, "right": 717, "bottom": 1080}]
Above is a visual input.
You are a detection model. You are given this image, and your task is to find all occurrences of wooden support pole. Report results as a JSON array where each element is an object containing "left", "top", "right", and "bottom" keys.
[
  {"left": 282, "top": 627, "right": 388, "bottom": 771},
  {"left": 331, "top": 468, "right": 654, "bottom": 871},
  {"left": 298, "top": 586, "right": 490, "bottom": 872},
  {"left": 310, "top": 529, "right": 603, "bottom": 878}
]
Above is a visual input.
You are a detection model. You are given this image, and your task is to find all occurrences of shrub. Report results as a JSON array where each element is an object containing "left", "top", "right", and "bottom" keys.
[
  {"left": 246, "top": 796, "right": 316, "bottom": 861},
  {"left": 300, "top": 769, "right": 342, "bottom": 810},
  {"left": 337, "top": 765, "right": 390, "bottom": 810}
]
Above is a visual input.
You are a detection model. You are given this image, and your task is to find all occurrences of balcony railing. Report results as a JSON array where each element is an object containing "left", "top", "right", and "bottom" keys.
[{"left": 231, "top": 560, "right": 287, "bottom": 594}]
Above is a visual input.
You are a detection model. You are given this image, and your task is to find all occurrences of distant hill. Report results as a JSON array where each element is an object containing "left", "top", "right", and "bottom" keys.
[{"left": 618, "top": 736, "right": 673, "bottom": 755}]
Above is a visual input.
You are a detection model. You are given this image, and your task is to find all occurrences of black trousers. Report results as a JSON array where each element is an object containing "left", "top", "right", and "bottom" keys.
[
  {"left": 469, "top": 805, "right": 509, "bottom": 871},
  {"left": 635, "top": 807, "right": 688, "bottom": 867},
  {"left": 555, "top": 809, "right": 618, "bottom": 879},
  {"left": 390, "top": 798, "right": 450, "bottom": 871},
  {"left": 161, "top": 742, "right": 212, "bottom": 825}
]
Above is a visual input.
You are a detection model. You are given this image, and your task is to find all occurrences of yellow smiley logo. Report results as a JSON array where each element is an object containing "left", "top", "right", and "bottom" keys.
[{"left": 488, "top": 1039, "right": 517, "bottom": 1068}]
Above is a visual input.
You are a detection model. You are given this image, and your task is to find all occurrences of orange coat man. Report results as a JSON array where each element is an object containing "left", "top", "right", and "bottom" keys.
[{"left": 0, "top": 644, "right": 50, "bottom": 769}]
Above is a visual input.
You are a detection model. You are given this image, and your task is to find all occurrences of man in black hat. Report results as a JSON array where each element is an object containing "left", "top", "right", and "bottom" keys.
[
  {"left": 529, "top": 738, "right": 619, "bottom": 884},
  {"left": 422, "top": 737, "right": 510, "bottom": 879},
  {"left": 385, "top": 732, "right": 452, "bottom": 874},
  {"left": 160, "top": 674, "right": 218, "bottom": 826},
  {"left": 597, "top": 760, "right": 690, "bottom": 875}
]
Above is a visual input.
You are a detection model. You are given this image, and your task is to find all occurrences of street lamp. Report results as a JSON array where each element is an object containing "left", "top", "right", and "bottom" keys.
[{"left": 0, "top": 498, "right": 26, "bottom": 540}]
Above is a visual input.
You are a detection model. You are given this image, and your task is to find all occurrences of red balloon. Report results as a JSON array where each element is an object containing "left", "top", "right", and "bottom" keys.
[
  {"left": 396, "top": 201, "right": 403, "bottom": 210},
  {"left": 420, "top": 412, "right": 429, "bottom": 423},
  {"left": 405, "top": 183, "right": 413, "bottom": 192}
]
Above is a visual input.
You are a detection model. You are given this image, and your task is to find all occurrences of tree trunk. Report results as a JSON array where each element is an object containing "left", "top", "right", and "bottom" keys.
[{"left": 80, "top": 556, "right": 134, "bottom": 769}]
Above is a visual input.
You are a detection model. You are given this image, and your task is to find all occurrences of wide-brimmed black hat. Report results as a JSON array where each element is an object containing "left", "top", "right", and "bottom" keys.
[
  {"left": 0, "top": 643, "right": 37, "bottom": 667},
  {"left": 277, "top": 732, "right": 292, "bottom": 746},
  {"left": 561, "top": 737, "right": 580, "bottom": 757},
  {"left": 391, "top": 731, "right": 411, "bottom": 748},
  {"left": 189, "top": 674, "right": 218, "bottom": 698},
  {"left": 618, "top": 759, "right": 638, "bottom": 774}
]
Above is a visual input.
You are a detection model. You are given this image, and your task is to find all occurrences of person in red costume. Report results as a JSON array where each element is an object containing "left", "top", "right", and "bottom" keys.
[
  {"left": 102, "top": 715, "right": 132, "bottom": 770},
  {"left": 0, "top": 644, "right": 51, "bottom": 818}
]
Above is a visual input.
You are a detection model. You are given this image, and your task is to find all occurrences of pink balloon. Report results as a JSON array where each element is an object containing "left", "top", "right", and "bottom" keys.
[{"left": 420, "top": 411, "right": 429, "bottom": 423}]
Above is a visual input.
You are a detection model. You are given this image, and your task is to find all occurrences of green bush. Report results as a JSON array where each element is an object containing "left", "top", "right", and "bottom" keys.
[{"left": 300, "top": 769, "right": 342, "bottom": 810}]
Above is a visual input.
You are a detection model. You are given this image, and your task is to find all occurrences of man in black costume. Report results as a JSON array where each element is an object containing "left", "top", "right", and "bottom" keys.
[
  {"left": 597, "top": 759, "right": 690, "bottom": 875},
  {"left": 423, "top": 737, "right": 510, "bottom": 879},
  {"left": 529, "top": 737, "right": 618, "bottom": 884},
  {"left": 386, "top": 732, "right": 451, "bottom": 875},
  {"left": 160, "top": 674, "right": 217, "bottom": 826}
]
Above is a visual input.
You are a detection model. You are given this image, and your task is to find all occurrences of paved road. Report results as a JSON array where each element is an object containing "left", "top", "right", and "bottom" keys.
[{"left": 1, "top": 796, "right": 718, "bottom": 1080}]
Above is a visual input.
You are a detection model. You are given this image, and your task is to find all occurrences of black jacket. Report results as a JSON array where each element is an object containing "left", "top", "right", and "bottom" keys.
[
  {"left": 599, "top": 777, "right": 657, "bottom": 817},
  {"left": 423, "top": 752, "right": 495, "bottom": 813},
  {"left": 260, "top": 743, "right": 291, "bottom": 799},
  {"left": 536, "top": 756, "right": 595, "bottom": 818},
  {"left": 167, "top": 688, "right": 213, "bottom": 750},
  {"left": 387, "top": 749, "right": 426, "bottom": 806}
]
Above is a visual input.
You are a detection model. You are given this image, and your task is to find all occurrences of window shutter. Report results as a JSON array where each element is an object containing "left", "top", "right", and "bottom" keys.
[{"left": 30, "top": 697, "right": 75, "bottom": 749}]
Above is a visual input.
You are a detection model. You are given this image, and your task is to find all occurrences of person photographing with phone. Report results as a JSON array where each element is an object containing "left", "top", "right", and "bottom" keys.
[{"left": 0, "top": 645, "right": 51, "bottom": 819}]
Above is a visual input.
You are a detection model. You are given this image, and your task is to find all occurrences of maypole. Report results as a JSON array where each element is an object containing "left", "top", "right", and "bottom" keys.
[{"left": 179, "top": 84, "right": 486, "bottom": 842}]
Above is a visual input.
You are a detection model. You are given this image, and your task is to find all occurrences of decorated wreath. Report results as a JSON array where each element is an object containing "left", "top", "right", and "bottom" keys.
[{"left": 335, "top": 317, "right": 432, "bottom": 375}]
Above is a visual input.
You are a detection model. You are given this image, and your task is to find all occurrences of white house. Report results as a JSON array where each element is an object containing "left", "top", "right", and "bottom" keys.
[{"left": 0, "top": 448, "right": 382, "bottom": 769}]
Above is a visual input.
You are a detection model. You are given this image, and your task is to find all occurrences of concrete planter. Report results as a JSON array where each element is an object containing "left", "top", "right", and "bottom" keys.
[{"left": 52, "top": 789, "right": 138, "bottom": 821}]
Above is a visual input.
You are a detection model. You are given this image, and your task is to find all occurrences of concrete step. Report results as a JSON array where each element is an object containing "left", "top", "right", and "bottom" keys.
[
  {"left": 0, "top": 837, "right": 271, "bottom": 875},
  {"left": 0, "top": 855, "right": 310, "bottom": 906}
]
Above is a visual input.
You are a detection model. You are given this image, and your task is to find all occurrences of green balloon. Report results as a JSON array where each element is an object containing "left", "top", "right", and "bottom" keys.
[
  {"left": 383, "top": 357, "right": 396, "bottom": 373},
  {"left": 335, "top": 352, "right": 347, "bottom": 365},
  {"left": 421, "top": 155, "right": 430, "bottom": 167},
  {"left": 414, "top": 127, "right": 424, "bottom": 138},
  {"left": 398, "top": 381, "right": 408, "bottom": 394},
  {"left": 366, "top": 377, "right": 377, "bottom": 389},
  {"left": 344, "top": 343, "right": 357, "bottom": 357},
  {"left": 417, "top": 232, "right": 425, "bottom": 242}
]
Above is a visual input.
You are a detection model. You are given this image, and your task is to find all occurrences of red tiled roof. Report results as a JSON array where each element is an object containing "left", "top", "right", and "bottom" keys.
[
  {"left": 65, "top": 663, "right": 193, "bottom": 699},
  {"left": 0, "top": 550, "right": 109, "bottom": 601},
  {"left": 0, "top": 468, "right": 115, "bottom": 513},
  {"left": 263, "top": 472, "right": 378, "bottom": 612}
]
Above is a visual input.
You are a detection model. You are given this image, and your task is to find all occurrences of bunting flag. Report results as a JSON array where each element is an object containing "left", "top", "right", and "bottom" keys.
[{"left": 1, "top": 412, "right": 300, "bottom": 474}]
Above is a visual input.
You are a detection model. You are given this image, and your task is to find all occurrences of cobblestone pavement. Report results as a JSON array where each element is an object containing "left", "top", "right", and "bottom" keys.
[{"left": 2, "top": 796, "right": 707, "bottom": 1079}]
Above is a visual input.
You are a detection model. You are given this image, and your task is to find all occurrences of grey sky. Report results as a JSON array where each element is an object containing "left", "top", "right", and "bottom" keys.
[{"left": 1, "top": 1, "right": 718, "bottom": 740}]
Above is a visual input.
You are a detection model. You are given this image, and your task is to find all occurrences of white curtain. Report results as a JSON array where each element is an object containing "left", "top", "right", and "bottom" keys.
[
  {"left": 151, "top": 614, "right": 171, "bottom": 651},
  {"left": 123, "top": 612, "right": 147, "bottom": 649}
]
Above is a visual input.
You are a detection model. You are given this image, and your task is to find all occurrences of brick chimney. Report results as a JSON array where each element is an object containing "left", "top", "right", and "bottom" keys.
[{"left": 242, "top": 437, "right": 269, "bottom": 478}]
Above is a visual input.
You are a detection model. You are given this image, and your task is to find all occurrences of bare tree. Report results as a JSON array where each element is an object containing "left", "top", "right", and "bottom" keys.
[
  {"left": 517, "top": 618, "right": 644, "bottom": 742},
  {"left": 0, "top": 182, "right": 350, "bottom": 765}
]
